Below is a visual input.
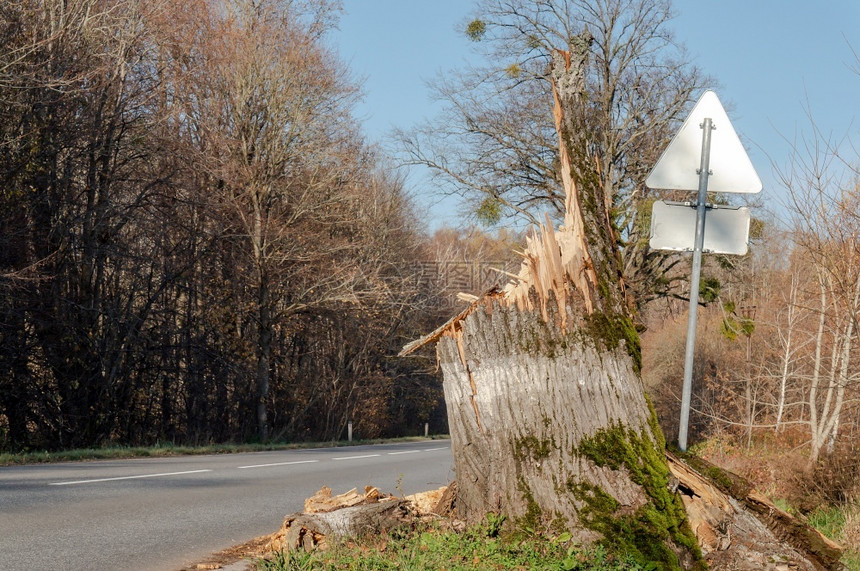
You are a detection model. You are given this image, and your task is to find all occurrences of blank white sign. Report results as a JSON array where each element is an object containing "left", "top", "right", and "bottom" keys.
[
  {"left": 645, "top": 91, "right": 762, "bottom": 194},
  {"left": 649, "top": 200, "right": 751, "bottom": 256}
]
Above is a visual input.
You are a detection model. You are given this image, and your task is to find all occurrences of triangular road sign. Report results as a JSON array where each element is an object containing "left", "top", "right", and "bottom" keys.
[{"left": 646, "top": 90, "right": 762, "bottom": 193}]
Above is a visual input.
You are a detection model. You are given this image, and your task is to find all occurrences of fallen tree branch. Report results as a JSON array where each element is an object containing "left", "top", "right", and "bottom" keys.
[{"left": 666, "top": 451, "right": 843, "bottom": 570}]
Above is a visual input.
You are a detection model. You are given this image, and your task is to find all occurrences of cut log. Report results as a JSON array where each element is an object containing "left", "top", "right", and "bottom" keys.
[
  {"left": 266, "top": 500, "right": 415, "bottom": 553},
  {"left": 265, "top": 485, "right": 452, "bottom": 554}
]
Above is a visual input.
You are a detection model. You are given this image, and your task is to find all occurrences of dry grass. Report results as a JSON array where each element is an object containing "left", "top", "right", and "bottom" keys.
[{"left": 840, "top": 505, "right": 860, "bottom": 567}]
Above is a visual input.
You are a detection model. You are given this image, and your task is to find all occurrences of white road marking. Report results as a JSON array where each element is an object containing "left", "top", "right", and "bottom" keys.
[
  {"left": 49, "top": 469, "right": 212, "bottom": 486},
  {"left": 237, "top": 460, "right": 319, "bottom": 469},
  {"left": 332, "top": 454, "right": 380, "bottom": 461},
  {"left": 46, "top": 445, "right": 448, "bottom": 486}
]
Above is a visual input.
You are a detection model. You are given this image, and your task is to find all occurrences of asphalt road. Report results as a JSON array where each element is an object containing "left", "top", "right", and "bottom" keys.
[{"left": 0, "top": 440, "right": 453, "bottom": 571}]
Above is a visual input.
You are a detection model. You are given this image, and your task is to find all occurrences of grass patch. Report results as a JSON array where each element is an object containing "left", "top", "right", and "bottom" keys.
[
  {"left": 0, "top": 435, "right": 449, "bottom": 466},
  {"left": 808, "top": 505, "right": 846, "bottom": 541},
  {"left": 256, "top": 518, "right": 650, "bottom": 570},
  {"left": 772, "top": 498, "right": 795, "bottom": 515},
  {"left": 843, "top": 551, "right": 860, "bottom": 571}
]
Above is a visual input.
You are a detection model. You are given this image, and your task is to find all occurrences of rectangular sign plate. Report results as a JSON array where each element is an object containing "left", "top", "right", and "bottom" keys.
[{"left": 649, "top": 200, "right": 751, "bottom": 255}]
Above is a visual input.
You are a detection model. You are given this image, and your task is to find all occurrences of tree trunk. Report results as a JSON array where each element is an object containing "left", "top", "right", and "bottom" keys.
[
  {"left": 436, "top": 296, "right": 697, "bottom": 566},
  {"left": 402, "top": 40, "right": 701, "bottom": 569},
  {"left": 256, "top": 282, "right": 272, "bottom": 442}
]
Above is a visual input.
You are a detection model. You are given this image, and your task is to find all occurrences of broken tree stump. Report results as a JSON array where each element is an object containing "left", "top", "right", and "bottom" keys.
[
  {"left": 400, "top": 39, "right": 702, "bottom": 569},
  {"left": 398, "top": 32, "right": 846, "bottom": 571}
]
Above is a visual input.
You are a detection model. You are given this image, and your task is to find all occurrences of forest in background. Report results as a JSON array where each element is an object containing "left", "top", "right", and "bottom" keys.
[
  {"left": 2, "top": 0, "right": 860, "bottom": 522},
  {"left": 0, "top": 0, "right": 483, "bottom": 450}
]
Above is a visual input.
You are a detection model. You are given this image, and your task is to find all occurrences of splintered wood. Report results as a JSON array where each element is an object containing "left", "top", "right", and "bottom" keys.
[
  {"left": 500, "top": 48, "right": 598, "bottom": 321},
  {"left": 399, "top": 53, "right": 599, "bottom": 358},
  {"left": 264, "top": 485, "right": 451, "bottom": 554},
  {"left": 454, "top": 328, "right": 483, "bottom": 433},
  {"left": 303, "top": 486, "right": 384, "bottom": 513},
  {"left": 499, "top": 48, "right": 598, "bottom": 321},
  {"left": 665, "top": 452, "right": 843, "bottom": 570},
  {"left": 502, "top": 211, "right": 595, "bottom": 323}
]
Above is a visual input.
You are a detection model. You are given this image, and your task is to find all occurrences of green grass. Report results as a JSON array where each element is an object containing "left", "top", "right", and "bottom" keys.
[
  {"left": 255, "top": 518, "right": 650, "bottom": 571},
  {"left": 771, "top": 498, "right": 795, "bottom": 514},
  {"left": 0, "top": 435, "right": 449, "bottom": 466},
  {"left": 803, "top": 504, "right": 859, "bottom": 570},
  {"left": 808, "top": 505, "right": 846, "bottom": 541}
]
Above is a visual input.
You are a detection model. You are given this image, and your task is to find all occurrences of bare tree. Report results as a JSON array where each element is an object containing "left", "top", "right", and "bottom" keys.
[
  {"left": 0, "top": 0, "right": 438, "bottom": 449},
  {"left": 0, "top": 0, "right": 196, "bottom": 447},
  {"left": 397, "top": 0, "right": 707, "bottom": 305},
  {"left": 778, "top": 117, "right": 860, "bottom": 468},
  {"left": 165, "top": 0, "right": 361, "bottom": 440}
]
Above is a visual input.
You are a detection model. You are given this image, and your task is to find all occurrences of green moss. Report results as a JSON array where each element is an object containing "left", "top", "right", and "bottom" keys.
[
  {"left": 550, "top": 512, "right": 568, "bottom": 535},
  {"left": 568, "top": 477, "right": 691, "bottom": 568},
  {"left": 514, "top": 435, "right": 554, "bottom": 463},
  {"left": 645, "top": 393, "right": 667, "bottom": 451},
  {"left": 571, "top": 421, "right": 704, "bottom": 570},
  {"left": 673, "top": 448, "right": 752, "bottom": 499},
  {"left": 516, "top": 477, "right": 543, "bottom": 531},
  {"left": 583, "top": 311, "right": 642, "bottom": 373},
  {"left": 568, "top": 479, "right": 619, "bottom": 515}
]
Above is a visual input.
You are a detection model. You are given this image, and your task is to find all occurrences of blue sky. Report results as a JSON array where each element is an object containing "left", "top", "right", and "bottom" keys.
[{"left": 333, "top": 1, "right": 860, "bottom": 229}]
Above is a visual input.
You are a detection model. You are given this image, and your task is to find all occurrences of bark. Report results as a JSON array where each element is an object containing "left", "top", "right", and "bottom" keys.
[
  {"left": 437, "top": 296, "right": 639, "bottom": 521},
  {"left": 775, "top": 272, "right": 800, "bottom": 432},
  {"left": 255, "top": 279, "right": 272, "bottom": 442},
  {"left": 808, "top": 269, "right": 856, "bottom": 468}
]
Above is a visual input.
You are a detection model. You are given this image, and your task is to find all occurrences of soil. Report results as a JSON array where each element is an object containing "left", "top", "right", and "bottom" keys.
[{"left": 181, "top": 533, "right": 273, "bottom": 571}]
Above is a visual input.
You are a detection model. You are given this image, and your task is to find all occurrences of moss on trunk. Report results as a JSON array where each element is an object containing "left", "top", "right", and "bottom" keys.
[{"left": 573, "top": 416, "right": 703, "bottom": 570}]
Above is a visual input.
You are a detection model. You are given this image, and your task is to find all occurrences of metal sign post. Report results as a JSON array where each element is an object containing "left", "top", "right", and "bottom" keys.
[
  {"left": 678, "top": 118, "right": 713, "bottom": 452},
  {"left": 646, "top": 90, "right": 761, "bottom": 452},
  {"left": 645, "top": 91, "right": 762, "bottom": 451}
]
